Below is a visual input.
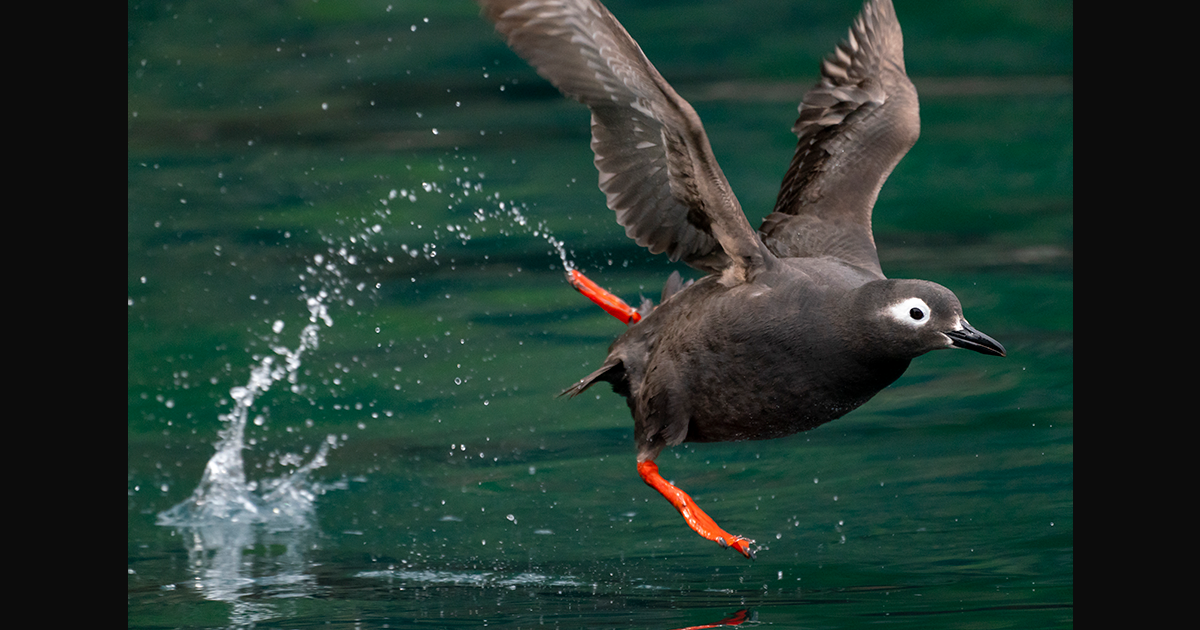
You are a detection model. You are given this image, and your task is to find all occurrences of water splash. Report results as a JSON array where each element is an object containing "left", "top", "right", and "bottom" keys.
[
  {"left": 156, "top": 294, "right": 340, "bottom": 529},
  {"left": 390, "top": 169, "right": 576, "bottom": 271},
  {"left": 147, "top": 161, "right": 584, "bottom": 629},
  {"left": 151, "top": 215, "right": 393, "bottom": 626},
  {"left": 158, "top": 165, "right": 575, "bottom": 530}
]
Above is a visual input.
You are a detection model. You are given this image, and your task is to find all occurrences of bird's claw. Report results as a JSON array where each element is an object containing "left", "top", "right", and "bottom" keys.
[{"left": 721, "top": 535, "right": 756, "bottom": 559}]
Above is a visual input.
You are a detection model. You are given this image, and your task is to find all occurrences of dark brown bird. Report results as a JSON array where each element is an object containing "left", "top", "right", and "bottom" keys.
[{"left": 479, "top": 0, "right": 1005, "bottom": 558}]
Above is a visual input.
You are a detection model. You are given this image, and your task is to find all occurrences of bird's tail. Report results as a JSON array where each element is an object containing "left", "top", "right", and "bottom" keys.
[{"left": 558, "top": 358, "right": 624, "bottom": 398}]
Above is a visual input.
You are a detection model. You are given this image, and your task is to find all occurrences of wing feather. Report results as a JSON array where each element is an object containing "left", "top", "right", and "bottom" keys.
[
  {"left": 481, "top": 0, "right": 764, "bottom": 278},
  {"left": 759, "top": 0, "right": 920, "bottom": 278}
]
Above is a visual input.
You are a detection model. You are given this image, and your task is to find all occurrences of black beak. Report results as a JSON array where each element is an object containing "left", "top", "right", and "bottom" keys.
[{"left": 945, "top": 321, "right": 1006, "bottom": 357}]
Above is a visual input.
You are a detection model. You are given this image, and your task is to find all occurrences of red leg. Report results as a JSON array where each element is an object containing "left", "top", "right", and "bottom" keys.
[
  {"left": 637, "top": 460, "right": 755, "bottom": 559},
  {"left": 566, "top": 268, "right": 642, "bottom": 324}
]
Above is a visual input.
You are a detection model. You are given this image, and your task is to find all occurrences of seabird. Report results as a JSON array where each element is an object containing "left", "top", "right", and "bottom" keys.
[{"left": 479, "top": 0, "right": 1005, "bottom": 558}]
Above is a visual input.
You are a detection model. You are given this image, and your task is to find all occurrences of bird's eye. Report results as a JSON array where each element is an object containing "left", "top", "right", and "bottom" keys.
[{"left": 888, "top": 297, "right": 932, "bottom": 327}]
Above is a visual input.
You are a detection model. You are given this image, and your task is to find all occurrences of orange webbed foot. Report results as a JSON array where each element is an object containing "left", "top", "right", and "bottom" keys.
[{"left": 637, "top": 460, "right": 757, "bottom": 559}]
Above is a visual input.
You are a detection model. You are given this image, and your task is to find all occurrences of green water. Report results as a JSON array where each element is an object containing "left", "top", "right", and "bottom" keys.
[{"left": 128, "top": 0, "right": 1072, "bottom": 627}]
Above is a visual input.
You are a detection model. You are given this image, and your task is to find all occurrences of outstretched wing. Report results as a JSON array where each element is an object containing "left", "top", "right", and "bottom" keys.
[
  {"left": 481, "top": 0, "right": 764, "bottom": 279},
  {"left": 759, "top": 0, "right": 919, "bottom": 278}
]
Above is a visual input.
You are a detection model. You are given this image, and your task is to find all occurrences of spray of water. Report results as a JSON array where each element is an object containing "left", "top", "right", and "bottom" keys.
[
  {"left": 156, "top": 294, "right": 339, "bottom": 528},
  {"left": 390, "top": 170, "right": 575, "bottom": 270},
  {"left": 158, "top": 163, "right": 577, "bottom": 530}
]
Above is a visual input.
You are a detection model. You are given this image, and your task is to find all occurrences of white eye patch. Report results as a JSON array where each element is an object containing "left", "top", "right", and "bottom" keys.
[{"left": 886, "top": 297, "right": 932, "bottom": 328}]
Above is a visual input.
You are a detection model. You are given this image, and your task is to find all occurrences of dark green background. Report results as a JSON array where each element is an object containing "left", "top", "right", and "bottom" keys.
[{"left": 129, "top": 0, "right": 1072, "bottom": 627}]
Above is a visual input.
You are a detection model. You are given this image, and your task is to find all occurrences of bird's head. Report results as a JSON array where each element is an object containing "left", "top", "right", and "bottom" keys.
[{"left": 842, "top": 279, "right": 1005, "bottom": 360}]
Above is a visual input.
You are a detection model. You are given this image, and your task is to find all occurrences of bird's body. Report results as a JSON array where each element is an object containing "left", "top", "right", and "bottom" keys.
[
  {"left": 479, "top": 0, "right": 1005, "bottom": 558},
  {"left": 579, "top": 257, "right": 916, "bottom": 459}
]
